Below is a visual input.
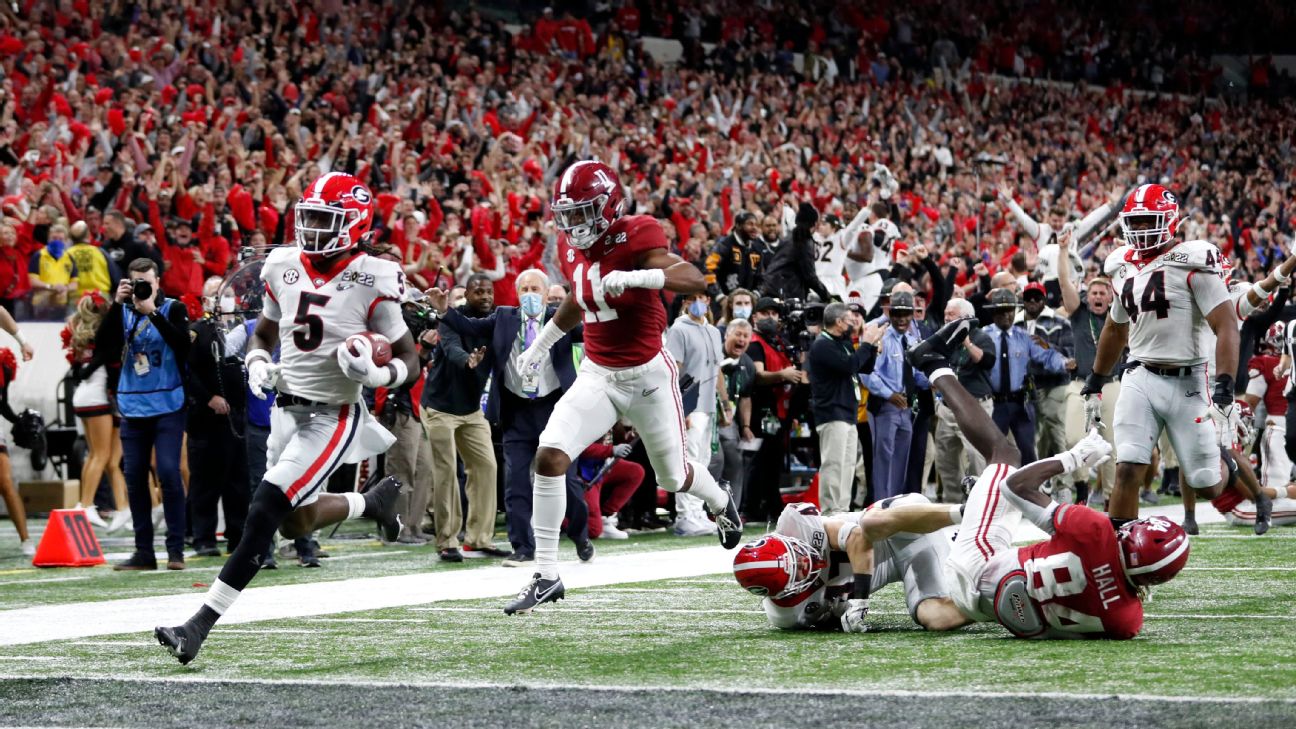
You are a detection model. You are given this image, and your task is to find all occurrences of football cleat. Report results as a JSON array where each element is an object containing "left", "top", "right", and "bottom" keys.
[
  {"left": 906, "top": 317, "right": 973, "bottom": 376},
  {"left": 706, "top": 481, "right": 744, "bottom": 549},
  {"left": 575, "top": 538, "right": 595, "bottom": 563},
  {"left": 362, "top": 476, "right": 404, "bottom": 543},
  {"left": 1254, "top": 491, "right": 1273, "bottom": 536},
  {"left": 297, "top": 540, "right": 322, "bottom": 568},
  {"left": 503, "top": 573, "right": 565, "bottom": 615},
  {"left": 155, "top": 623, "right": 208, "bottom": 665}
]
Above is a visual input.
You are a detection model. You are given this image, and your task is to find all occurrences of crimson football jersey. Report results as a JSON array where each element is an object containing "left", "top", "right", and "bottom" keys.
[
  {"left": 1013, "top": 505, "right": 1144, "bottom": 639},
  {"left": 564, "top": 215, "right": 668, "bottom": 368},
  {"left": 1246, "top": 354, "right": 1288, "bottom": 417}
]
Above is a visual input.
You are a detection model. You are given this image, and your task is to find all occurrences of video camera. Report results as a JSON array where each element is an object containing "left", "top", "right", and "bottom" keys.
[{"left": 780, "top": 297, "right": 825, "bottom": 355}]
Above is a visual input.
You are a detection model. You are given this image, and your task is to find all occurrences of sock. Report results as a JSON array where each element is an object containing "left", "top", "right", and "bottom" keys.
[
  {"left": 683, "top": 462, "right": 727, "bottom": 512},
  {"left": 1109, "top": 517, "right": 1133, "bottom": 529},
  {"left": 852, "top": 573, "right": 872, "bottom": 601},
  {"left": 929, "top": 367, "right": 955, "bottom": 384},
  {"left": 532, "top": 474, "right": 567, "bottom": 580},
  {"left": 344, "top": 492, "right": 366, "bottom": 520},
  {"left": 949, "top": 504, "right": 964, "bottom": 524}
]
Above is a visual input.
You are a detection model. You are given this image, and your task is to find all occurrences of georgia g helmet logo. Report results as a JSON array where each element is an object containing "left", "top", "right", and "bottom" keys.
[{"left": 351, "top": 185, "right": 372, "bottom": 204}]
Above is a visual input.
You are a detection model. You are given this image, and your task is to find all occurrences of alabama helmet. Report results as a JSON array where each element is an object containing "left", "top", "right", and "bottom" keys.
[
  {"left": 1117, "top": 516, "right": 1190, "bottom": 586},
  {"left": 732, "top": 534, "right": 826, "bottom": 600},
  {"left": 1119, "top": 184, "right": 1180, "bottom": 253},
  {"left": 551, "top": 160, "right": 625, "bottom": 250},
  {"left": 294, "top": 172, "right": 375, "bottom": 255},
  {"left": 1262, "top": 321, "right": 1286, "bottom": 354},
  {"left": 1235, "top": 399, "right": 1258, "bottom": 452}
]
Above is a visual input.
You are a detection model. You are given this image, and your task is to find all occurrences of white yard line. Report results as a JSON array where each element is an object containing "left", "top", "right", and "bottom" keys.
[
  {"left": 0, "top": 546, "right": 737, "bottom": 646},
  {"left": 0, "top": 673, "right": 1287, "bottom": 705}
]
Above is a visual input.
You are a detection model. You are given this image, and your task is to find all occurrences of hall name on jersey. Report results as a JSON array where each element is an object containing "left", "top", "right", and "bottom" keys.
[{"left": 338, "top": 270, "right": 377, "bottom": 287}]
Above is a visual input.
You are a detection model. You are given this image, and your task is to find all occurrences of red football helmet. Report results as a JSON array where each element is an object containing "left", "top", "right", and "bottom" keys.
[
  {"left": 294, "top": 172, "right": 375, "bottom": 256},
  {"left": 551, "top": 160, "right": 625, "bottom": 250},
  {"left": 1262, "top": 321, "right": 1286, "bottom": 354},
  {"left": 1119, "top": 184, "right": 1180, "bottom": 253},
  {"left": 1117, "top": 515, "right": 1190, "bottom": 586},
  {"left": 732, "top": 534, "right": 825, "bottom": 600}
]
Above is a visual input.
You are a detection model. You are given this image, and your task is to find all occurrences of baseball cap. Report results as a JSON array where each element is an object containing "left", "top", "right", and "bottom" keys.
[
  {"left": 133, "top": 223, "right": 152, "bottom": 237},
  {"left": 755, "top": 297, "right": 781, "bottom": 313},
  {"left": 1023, "top": 282, "right": 1047, "bottom": 300}
]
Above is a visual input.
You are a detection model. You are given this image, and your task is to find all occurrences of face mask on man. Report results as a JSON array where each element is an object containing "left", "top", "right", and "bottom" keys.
[
  {"left": 688, "top": 300, "right": 707, "bottom": 319},
  {"left": 733, "top": 305, "right": 752, "bottom": 320},
  {"left": 755, "top": 318, "right": 779, "bottom": 338},
  {"left": 519, "top": 291, "right": 544, "bottom": 318},
  {"left": 47, "top": 238, "right": 66, "bottom": 259}
]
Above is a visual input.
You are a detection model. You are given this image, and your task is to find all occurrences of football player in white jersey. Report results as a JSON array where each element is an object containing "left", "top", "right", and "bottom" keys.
[
  {"left": 813, "top": 206, "right": 871, "bottom": 299},
  {"left": 156, "top": 173, "right": 420, "bottom": 665},
  {"left": 844, "top": 201, "right": 900, "bottom": 312},
  {"left": 999, "top": 183, "right": 1125, "bottom": 289},
  {"left": 1084, "top": 183, "right": 1248, "bottom": 525},
  {"left": 732, "top": 496, "right": 961, "bottom": 632}
]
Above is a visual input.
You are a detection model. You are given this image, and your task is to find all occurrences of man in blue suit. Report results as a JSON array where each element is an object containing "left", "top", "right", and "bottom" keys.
[{"left": 436, "top": 269, "right": 592, "bottom": 567}]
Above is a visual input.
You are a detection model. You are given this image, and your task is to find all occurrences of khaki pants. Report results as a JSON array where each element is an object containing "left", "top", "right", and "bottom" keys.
[
  {"left": 933, "top": 397, "right": 994, "bottom": 503},
  {"left": 380, "top": 410, "right": 434, "bottom": 536},
  {"left": 1064, "top": 379, "right": 1120, "bottom": 496},
  {"left": 420, "top": 407, "right": 498, "bottom": 550},
  {"left": 816, "top": 420, "right": 858, "bottom": 514},
  {"left": 1034, "top": 384, "right": 1069, "bottom": 461}
]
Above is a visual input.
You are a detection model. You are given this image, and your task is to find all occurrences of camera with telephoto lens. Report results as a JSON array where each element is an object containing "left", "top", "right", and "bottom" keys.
[
  {"left": 402, "top": 301, "right": 440, "bottom": 339},
  {"left": 780, "top": 298, "right": 825, "bottom": 355}
]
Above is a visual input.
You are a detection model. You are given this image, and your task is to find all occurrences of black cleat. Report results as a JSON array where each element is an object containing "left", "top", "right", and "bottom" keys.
[
  {"left": 906, "top": 317, "right": 974, "bottom": 376},
  {"left": 503, "top": 573, "right": 565, "bottom": 615},
  {"left": 297, "top": 540, "right": 322, "bottom": 568},
  {"left": 362, "top": 476, "right": 404, "bottom": 543},
  {"left": 155, "top": 623, "right": 207, "bottom": 665},
  {"left": 261, "top": 554, "right": 278, "bottom": 570},
  {"left": 575, "top": 539, "right": 595, "bottom": 563},
  {"left": 1182, "top": 512, "right": 1199, "bottom": 536},
  {"left": 706, "top": 481, "right": 744, "bottom": 549},
  {"left": 1254, "top": 492, "right": 1273, "bottom": 536}
]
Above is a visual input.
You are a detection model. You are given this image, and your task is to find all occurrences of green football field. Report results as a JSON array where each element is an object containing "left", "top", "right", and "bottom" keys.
[{"left": 1, "top": 514, "right": 1295, "bottom": 728}]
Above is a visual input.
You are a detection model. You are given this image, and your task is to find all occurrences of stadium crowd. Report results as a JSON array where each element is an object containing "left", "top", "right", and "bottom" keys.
[{"left": 1, "top": 0, "right": 1294, "bottom": 562}]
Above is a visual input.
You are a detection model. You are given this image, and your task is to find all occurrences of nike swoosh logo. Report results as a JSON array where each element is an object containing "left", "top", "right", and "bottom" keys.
[
  {"left": 1186, "top": 391, "right": 1200, "bottom": 398},
  {"left": 642, "top": 387, "right": 659, "bottom": 397},
  {"left": 534, "top": 581, "right": 561, "bottom": 602}
]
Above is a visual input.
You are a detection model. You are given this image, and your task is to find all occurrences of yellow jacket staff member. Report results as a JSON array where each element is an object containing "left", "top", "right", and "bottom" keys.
[{"left": 28, "top": 222, "right": 79, "bottom": 310}]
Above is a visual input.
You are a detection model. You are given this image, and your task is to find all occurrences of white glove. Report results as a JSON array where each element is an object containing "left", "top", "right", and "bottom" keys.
[
  {"left": 336, "top": 338, "right": 404, "bottom": 388},
  {"left": 516, "top": 341, "right": 547, "bottom": 382},
  {"left": 246, "top": 350, "right": 280, "bottom": 400},
  {"left": 598, "top": 269, "right": 666, "bottom": 298},
  {"left": 1209, "top": 402, "right": 1240, "bottom": 450},
  {"left": 1083, "top": 393, "right": 1103, "bottom": 430},
  {"left": 1057, "top": 428, "right": 1113, "bottom": 474},
  {"left": 612, "top": 443, "right": 633, "bottom": 458},
  {"left": 840, "top": 599, "right": 870, "bottom": 633}
]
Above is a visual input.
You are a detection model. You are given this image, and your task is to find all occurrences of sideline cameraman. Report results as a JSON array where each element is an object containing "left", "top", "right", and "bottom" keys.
[
  {"left": 745, "top": 297, "right": 806, "bottom": 519},
  {"left": 95, "top": 258, "right": 190, "bottom": 571},
  {"left": 807, "top": 303, "right": 887, "bottom": 514}
]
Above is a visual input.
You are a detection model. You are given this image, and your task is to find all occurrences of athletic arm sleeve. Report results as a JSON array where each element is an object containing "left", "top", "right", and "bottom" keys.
[
  {"left": 368, "top": 298, "right": 410, "bottom": 342},
  {"left": 999, "top": 482, "right": 1061, "bottom": 533}
]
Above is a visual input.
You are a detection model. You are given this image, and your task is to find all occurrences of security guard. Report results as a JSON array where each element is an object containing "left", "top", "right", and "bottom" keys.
[{"left": 984, "top": 287, "right": 1075, "bottom": 464}]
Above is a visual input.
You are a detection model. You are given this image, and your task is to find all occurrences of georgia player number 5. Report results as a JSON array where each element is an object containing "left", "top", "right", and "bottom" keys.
[{"left": 573, "top": 262, "right": 619, "bottom": 323}]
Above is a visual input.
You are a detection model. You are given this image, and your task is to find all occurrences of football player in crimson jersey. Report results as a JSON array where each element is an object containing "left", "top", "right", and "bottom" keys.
[
  {"left": 843, "top": 317, "right": 1190, "bottom": 639},
  {"left": 155, "top": 173, "right": 420, "bottom": 664},
  {"left": 502, "top": 160, "right": 742, "bottom": 614}
]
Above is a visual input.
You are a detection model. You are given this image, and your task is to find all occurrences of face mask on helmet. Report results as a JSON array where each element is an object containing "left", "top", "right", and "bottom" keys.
[
  {"left": 552, "top": 193, "right": 609, "bottom": 250},
  {"left": 295, "top": 203, "right": 357, "bottom": 255},
  {"left": 1119, "top": 211, "right": 1175, "bottom": 252}
]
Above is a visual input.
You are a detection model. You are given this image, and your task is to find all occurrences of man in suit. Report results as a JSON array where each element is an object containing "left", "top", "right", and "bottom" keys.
[{"left": 434, "top": 269, "right": 593, "bottom": 567}]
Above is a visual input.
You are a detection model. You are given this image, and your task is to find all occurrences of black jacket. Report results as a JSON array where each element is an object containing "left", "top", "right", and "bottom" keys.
[
  {"left": 807, "top": 330, "right": 878, "bottom": 425},
  {"left": 951, "top": 325, "right": 997, "bottom": 399},
  {"left": 421, "top": 305, "right": 493, "bottom": 416},
  {"left": 705, "top": 231, "right": 770, "bottom": 298},
  {"left": 94, "top": 296, "right": 191, "bottom": 369},
  {"left": 102, "top": 232, "right": 163, "bottom": 272},
  {"left": 760, "top": 227, "right": 831, "bottom": 302},
  {"left": 187, "top": 317, "right": 246, "bottom": 420}
]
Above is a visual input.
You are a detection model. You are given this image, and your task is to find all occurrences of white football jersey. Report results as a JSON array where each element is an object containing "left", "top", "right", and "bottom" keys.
[
  {"left": 1106, "top": 240, "right": 1231, "bottom": 367},
  {"left": 813, "top": 232, "right": 849, "bottom": 299},
  {"left": 762, "top": 503, "right": 853, "bottom": 630},
  {"left": 844, "top": 219, "right": 898, "bottom": 310},
  {"left": 261, "top": 246, "right": 409, "bottom": 404},
  {"left": 1035, "top": 241, "right": 1085, "bottom": 283}
]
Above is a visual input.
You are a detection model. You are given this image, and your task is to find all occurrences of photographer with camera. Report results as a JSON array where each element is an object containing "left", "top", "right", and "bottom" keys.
[
  {"left": 95, "top": 258, "right": 191, "bottom": 570},
  {"left": 807, "top": 303, "right": 888, "bottom": 514},
  {"left": 745, "top": 297, "right": 808, "bottom": 520}
]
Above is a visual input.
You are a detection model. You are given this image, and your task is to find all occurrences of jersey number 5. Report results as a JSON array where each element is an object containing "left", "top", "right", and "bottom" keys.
[
  {"left": 573, "top": 262, "right": 619, "bottom": 323},
  {"left": 1119, "top": 270, "right": 1170, "bottom": 322},
  {"left": 293, "top": 292, "right": 332, "bottom": 351}
]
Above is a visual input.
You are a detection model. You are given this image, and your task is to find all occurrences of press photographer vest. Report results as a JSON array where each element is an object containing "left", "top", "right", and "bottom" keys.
[{"left": 117, "top": 300, "right": 186, "bottom": 418}]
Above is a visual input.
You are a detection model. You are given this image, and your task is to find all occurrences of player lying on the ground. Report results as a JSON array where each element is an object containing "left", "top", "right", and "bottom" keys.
[
  {"left": 155, "top": 174, "right": 413, "bottom": 664},
  {"left": 844, "top": 317, "right": 1191, "bottom": 639},
  {"left": 732, "top": 496, "right": 965, "bottom": 632}
]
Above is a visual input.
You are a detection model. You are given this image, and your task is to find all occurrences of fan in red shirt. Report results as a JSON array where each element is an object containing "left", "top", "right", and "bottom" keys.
[{"left": 842, "top": 319, "right": 1188, "bottom": 638}]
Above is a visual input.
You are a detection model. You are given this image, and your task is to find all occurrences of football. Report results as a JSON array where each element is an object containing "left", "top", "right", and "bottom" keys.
[{"left": 345, "top": 332, "right": 393, "bottom": 367}]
